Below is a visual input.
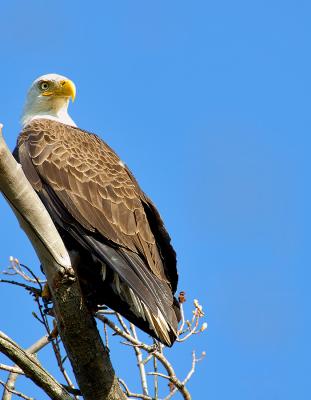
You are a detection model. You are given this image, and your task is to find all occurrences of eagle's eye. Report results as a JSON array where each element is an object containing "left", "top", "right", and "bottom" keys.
[{"left": 39, "top": 81, "right": 49, "bottom": 91}]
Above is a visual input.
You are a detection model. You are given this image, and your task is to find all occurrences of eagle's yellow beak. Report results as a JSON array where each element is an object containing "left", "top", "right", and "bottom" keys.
[
  {"left": 42, "top": 79, "right": 76, "bottom": 102},
  {"left": 59, "top": 79, "right": 76, "bottom": 102}
]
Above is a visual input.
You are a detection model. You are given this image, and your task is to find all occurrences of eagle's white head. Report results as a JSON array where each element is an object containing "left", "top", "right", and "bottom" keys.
[{"left": 21, "top": 73, "right": 77, "bottom": 127}]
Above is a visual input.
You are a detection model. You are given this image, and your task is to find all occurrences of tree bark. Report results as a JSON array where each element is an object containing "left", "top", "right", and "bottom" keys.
[{"left": 0, "top": 124, "right": 126, "bottom": 400}]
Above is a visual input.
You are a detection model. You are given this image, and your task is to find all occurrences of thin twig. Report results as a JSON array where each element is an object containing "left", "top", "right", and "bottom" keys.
[
  {"left": 163, "top": 351, "right": 205, "bottom": 400},
  {"left": 0, "top": 365, "right": 23, "bottom": 375},
  {"left": 177, "top": 302, "right": 185, "bottom": 335},
  {"left": 0, "top": 279, "right": 39, "bottom": 294},
  {"left": 176, "top": 320, "right": 199, "bottom": 342},
  {"left": 18, "top": 262, "right": 43, "bottom": 292},
  {"left": 0, "top": 380, "right": 33, "bottom": 400},
  {"left": 130, "top": 324, "right": 149, "bottom": 396},
  {"left": 98, "top": 310, "right": 116, "bottom": 315},
  {"left": 140, "top": 354, "right": 153, "bottom": 366},
  {"left": 118, "top": 379, "right": 152, "bottom": 400},
  {"left": 104, "top": 322, "right": 109, "bottom": 350},
  {"left": 147, "top": 372, "right": 170, "bottom": 379},
  {"left": 153, "top": 348, "right": 158, "bottom": 399},
  {"left": 116, "top": 313, "right": 131, "bottom": 335},
  {"left": 177, "top": 299, "right": 206, "bottom": 342},
  {"left": 2, "top": 258, "right": 45, "bottom": 285}
]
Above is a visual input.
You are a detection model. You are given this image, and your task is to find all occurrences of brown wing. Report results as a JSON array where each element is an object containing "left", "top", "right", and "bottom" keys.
[{"left": 15, "top": 119, "right": 179, "bottom": 345}]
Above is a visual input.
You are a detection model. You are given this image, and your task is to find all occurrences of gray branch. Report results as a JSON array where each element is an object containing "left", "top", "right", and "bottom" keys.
[
  {"left": 97, "top": 313, "right": 192, "bottom": 400},
  {"left": 2, "top": 335, "right": 50, "bottom": 400},
  {"left": 0, "top": 331, "right": 71, "bottom": 400},
  {"left": 0, "top": 124, "right": 126, "bottom": 400}
]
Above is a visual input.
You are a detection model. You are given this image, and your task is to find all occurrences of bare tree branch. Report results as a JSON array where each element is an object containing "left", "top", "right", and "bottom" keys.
[
  {"left": 163, "top": 351, "right": 205, "bottom": 400},
  {"left": 97, "top": 313, "right": 192, "bottom": 400},
  {"left": 152, "top": 347, "right": 159, "bottom": 399},
  {"left": 2, "top": 257, "right": 46, "bottom": 284},
  {"left": 177, "top": 299, "right": 207, "bottom": 342},
  {"left": 0, "top": 124, "right": 126, "bottom": 400},
  {"left": 2, "top": 335, "right": 50, "bottom": 400},
  {"left": 129, "top": 323, "right": 149, "bottom": 396},
  {"left": 0, "top": 381, "right": 33, "bottom": 400},
  {"left": 0, "top": 331, "right": 72, "bottom": 400},
  {"left": 0, "top": 365, "right": 23, "bottom": 375},
  {"left": 118, "top": 379, "right": 152, "bottom": 400}
]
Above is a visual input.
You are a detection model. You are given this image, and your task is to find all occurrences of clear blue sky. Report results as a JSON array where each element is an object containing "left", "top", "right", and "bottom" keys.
[{"left": 0, "top": 1, "right": 310, "bottom": 399}]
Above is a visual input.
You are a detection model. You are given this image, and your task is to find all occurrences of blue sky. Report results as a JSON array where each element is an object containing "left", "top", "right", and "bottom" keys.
[{"left": 0, "top": 1, "right": 310, "bottom": 399}]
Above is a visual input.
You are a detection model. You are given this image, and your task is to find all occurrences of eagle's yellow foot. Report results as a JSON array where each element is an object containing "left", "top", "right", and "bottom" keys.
[{"left": 42, "top": 283, "right": 51, "bottom": 301}]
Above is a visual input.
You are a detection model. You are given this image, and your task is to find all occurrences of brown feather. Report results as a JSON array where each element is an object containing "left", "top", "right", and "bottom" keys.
[{"left": 15, "top": 118, "right": 179, "bottom": 345}]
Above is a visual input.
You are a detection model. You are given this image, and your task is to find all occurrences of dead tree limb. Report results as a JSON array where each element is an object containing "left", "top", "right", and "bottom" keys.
[
  {"left": 2, "top": 335, "right": 50, "bottom": 400},
  {"left": 0, "top": 124, "right": 126, "bottom": 400},
  {"left": 97, "top": 314, "right": 192, "bottom": 400},
  {"left": 0, "top": 331, "right": 71, "bottom": 400}
]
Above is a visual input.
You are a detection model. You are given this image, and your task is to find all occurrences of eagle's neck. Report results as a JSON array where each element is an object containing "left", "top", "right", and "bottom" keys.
[{"left": 21, "top": 97, "right": 77, "bottom": 128}]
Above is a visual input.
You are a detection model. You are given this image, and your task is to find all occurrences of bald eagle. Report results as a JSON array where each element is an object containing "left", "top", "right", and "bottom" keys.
[{"left": 14, "top": 74, "right": 180, "bottom": 346}]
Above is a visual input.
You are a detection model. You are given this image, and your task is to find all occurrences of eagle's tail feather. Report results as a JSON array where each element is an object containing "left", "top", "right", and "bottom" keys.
[{"left": 82, "top": 235, "right": 179, "bottom": 346}]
